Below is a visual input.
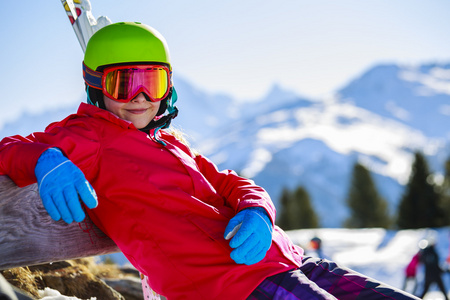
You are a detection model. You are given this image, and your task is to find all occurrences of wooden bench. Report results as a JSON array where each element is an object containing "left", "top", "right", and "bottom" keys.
[{"left": 0, "top": 175, "right": 119, "bottom": 270}]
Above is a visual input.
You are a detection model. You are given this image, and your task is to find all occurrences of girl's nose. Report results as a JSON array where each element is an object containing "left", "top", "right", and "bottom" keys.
[{"left": 131, "top": 93, "right": 147, "bottom": 103}]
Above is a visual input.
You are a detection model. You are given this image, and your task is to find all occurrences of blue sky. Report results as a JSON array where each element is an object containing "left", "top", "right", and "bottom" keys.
[{"left": 1, "top": 1, "right": 449, "bottom": 127}]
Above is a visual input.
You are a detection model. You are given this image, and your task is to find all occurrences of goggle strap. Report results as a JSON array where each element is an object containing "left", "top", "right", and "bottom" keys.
[
  {"left": 168, "top": 87, "right": 178, "bottom": 114},
  {"left": 83, "top": 62, "right": 102, "bottom": 89}
]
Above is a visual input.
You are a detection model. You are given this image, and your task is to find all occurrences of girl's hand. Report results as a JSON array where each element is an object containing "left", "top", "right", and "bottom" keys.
[
  {"left": 35, "top": 148, "right": 98, "bottom": 223},
  {"left": 224, "top": 207, "right": 273, "bottom": 265}
]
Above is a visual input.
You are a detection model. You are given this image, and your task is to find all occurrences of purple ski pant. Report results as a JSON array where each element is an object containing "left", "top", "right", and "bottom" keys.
[{"left": 247, "top": 257, "right": 420, "bottom": 300}]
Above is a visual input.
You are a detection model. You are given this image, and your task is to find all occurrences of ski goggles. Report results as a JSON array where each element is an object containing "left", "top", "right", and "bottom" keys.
[{"left": 83, "top": 63, "right": 172, "bottom": 102}]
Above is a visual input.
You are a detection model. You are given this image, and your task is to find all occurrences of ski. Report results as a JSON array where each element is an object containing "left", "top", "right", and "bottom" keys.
[{"left": 60, "top": 0, "right": 111, "bottom": 52}]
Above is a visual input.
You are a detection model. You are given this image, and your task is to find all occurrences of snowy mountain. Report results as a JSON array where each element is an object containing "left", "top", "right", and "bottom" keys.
[
  {"left": 192, "top": 63, "right": 450, "bottom": 228},
  {"left": 0, "top": 104, "right": 80, "bottom": 139},
  {"left": 0, "top": 62, "right": 449, "bottom": 228},
  {"left": 196, "top": 95, "right": 444, "bottom": 227},
  {"left": 172, "top": 75, "right": 237, "bottom": 141},
  {"left": 339, "top": 63, "right": 450, "bottom": 138}
]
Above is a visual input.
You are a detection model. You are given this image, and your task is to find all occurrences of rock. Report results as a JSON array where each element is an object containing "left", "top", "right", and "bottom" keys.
[
  {"left": 119, "top": 265, "right": 140, "bottom": 277},
  {"left": 40, "top": 264, "right": 124, "bottom": 300},
  {"left": 104, "top": 277, "right": 143, "bottom": 300},
  {"left": 2, "top": 259, "right": 129, "bottom": 300}
]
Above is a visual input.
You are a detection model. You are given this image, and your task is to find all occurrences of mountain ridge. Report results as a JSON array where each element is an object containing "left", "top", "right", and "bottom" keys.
[{"left": 195, "top": 62, "right": 450, "bottom": 227}]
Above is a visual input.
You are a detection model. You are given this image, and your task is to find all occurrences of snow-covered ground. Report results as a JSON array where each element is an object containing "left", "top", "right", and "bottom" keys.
[
  {"left": 35, "top": 227, "right": 450, "bottom": 299},
  {"left": 289, "top": 227, "right": 450, "bottom": 300}
]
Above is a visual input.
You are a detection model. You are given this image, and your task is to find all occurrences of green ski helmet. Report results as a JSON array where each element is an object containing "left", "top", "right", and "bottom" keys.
[
  {"left": 83, "top": 22, "right": 178, "bottom": 131},
  {"left": 84, "top": 21, "right": 171, "bottom": 71}
]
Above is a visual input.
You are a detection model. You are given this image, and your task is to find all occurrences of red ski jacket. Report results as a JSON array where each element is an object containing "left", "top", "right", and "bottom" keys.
[
  {"left": 0, "top": 103, "right": 303, "bottom": 299},
  {"left": 405, "top": 253, "right": 419, "bottom": 277}
]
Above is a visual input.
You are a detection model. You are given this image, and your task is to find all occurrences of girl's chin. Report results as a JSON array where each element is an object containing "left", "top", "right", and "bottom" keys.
[{"left": 132, "top": 122, "right": 150, "bottom": 129}]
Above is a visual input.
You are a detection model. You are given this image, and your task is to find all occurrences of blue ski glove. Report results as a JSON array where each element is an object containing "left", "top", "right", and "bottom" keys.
[
  {"left": 35, "top": 148, "right": 98, "bottom": 223},
  {"left": 224, "top": 207, "right": 273, "bottom": 265}
]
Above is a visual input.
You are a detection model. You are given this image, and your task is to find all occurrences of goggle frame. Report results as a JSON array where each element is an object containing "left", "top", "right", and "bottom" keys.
[{"left": 83, "top": 62, "right": 172, "bottom": 103}]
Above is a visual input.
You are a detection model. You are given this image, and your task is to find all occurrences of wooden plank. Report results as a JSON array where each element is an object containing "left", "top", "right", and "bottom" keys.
[{"left": 0, "top": 175, "right": 119, "bottom": 270}]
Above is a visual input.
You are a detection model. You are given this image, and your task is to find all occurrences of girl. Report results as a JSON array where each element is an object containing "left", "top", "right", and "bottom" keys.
[{"left": 0, "top": 22, "right": 418, "bottom": 300}]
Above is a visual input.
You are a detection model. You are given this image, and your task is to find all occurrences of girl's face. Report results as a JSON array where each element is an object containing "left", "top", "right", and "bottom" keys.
[{"left": 103, "top": 93, "right": 161, "bottom": 129}]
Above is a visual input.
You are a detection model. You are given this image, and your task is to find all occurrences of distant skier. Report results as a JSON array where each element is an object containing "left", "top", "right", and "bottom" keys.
[
  {"left": 445, "top": 252, "right": 450, "bottom": 273},
  {"left": 0, "top": 21, "right": 420, "bottom": 300},
  {"left": 307, "top": 236, "right": 331, "bottom": 260},
  {"left": 402, "top": 252, "right": 420, "bottom": 295},
  {"left": 419, "top": 239, "right": 448, "bottom": 300}
]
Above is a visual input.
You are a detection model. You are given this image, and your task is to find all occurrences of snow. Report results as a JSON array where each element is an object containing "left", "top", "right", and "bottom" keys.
[
  {"left": 251, "top": 99, "right": 436, "bottom": 183},
  {"left": 288, "top": 227, "right": 450, "bottom": 299},
  {"left": 38, "top": 287, "right": 96, "bottom": 300},
  {"left": 36, "top": 227, "right": 450, "bottom": 299},
  {"left": 399, "top": 66, "right": 450, "bottom": 96},
  {"left": 241, "top": 148, "right": 272, "bottom": 178}
]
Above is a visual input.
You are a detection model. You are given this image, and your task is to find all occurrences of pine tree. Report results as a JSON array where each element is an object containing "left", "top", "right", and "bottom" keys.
[
  {"left": 276, "top": 187, "right": 292, "bottom": 230},
  {"left": 439, "top": 156, "right": 450, "bottom": 226},
  {"left": 293, "top": 186, "right": 320, "bottom": 229},
  {"left": 396, "top": 152, "right": 446, "bottom": 229},
  {"left": 276, "top": 186, "right": 319, "bottom": 230},
  {"left": 344, "top": 162, "right": 391, "bottom": 228}
]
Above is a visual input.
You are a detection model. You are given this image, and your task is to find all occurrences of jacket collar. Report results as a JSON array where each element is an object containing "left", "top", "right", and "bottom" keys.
[{"left": 77, "top": 102, "right": 138, "bottom": 130}]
